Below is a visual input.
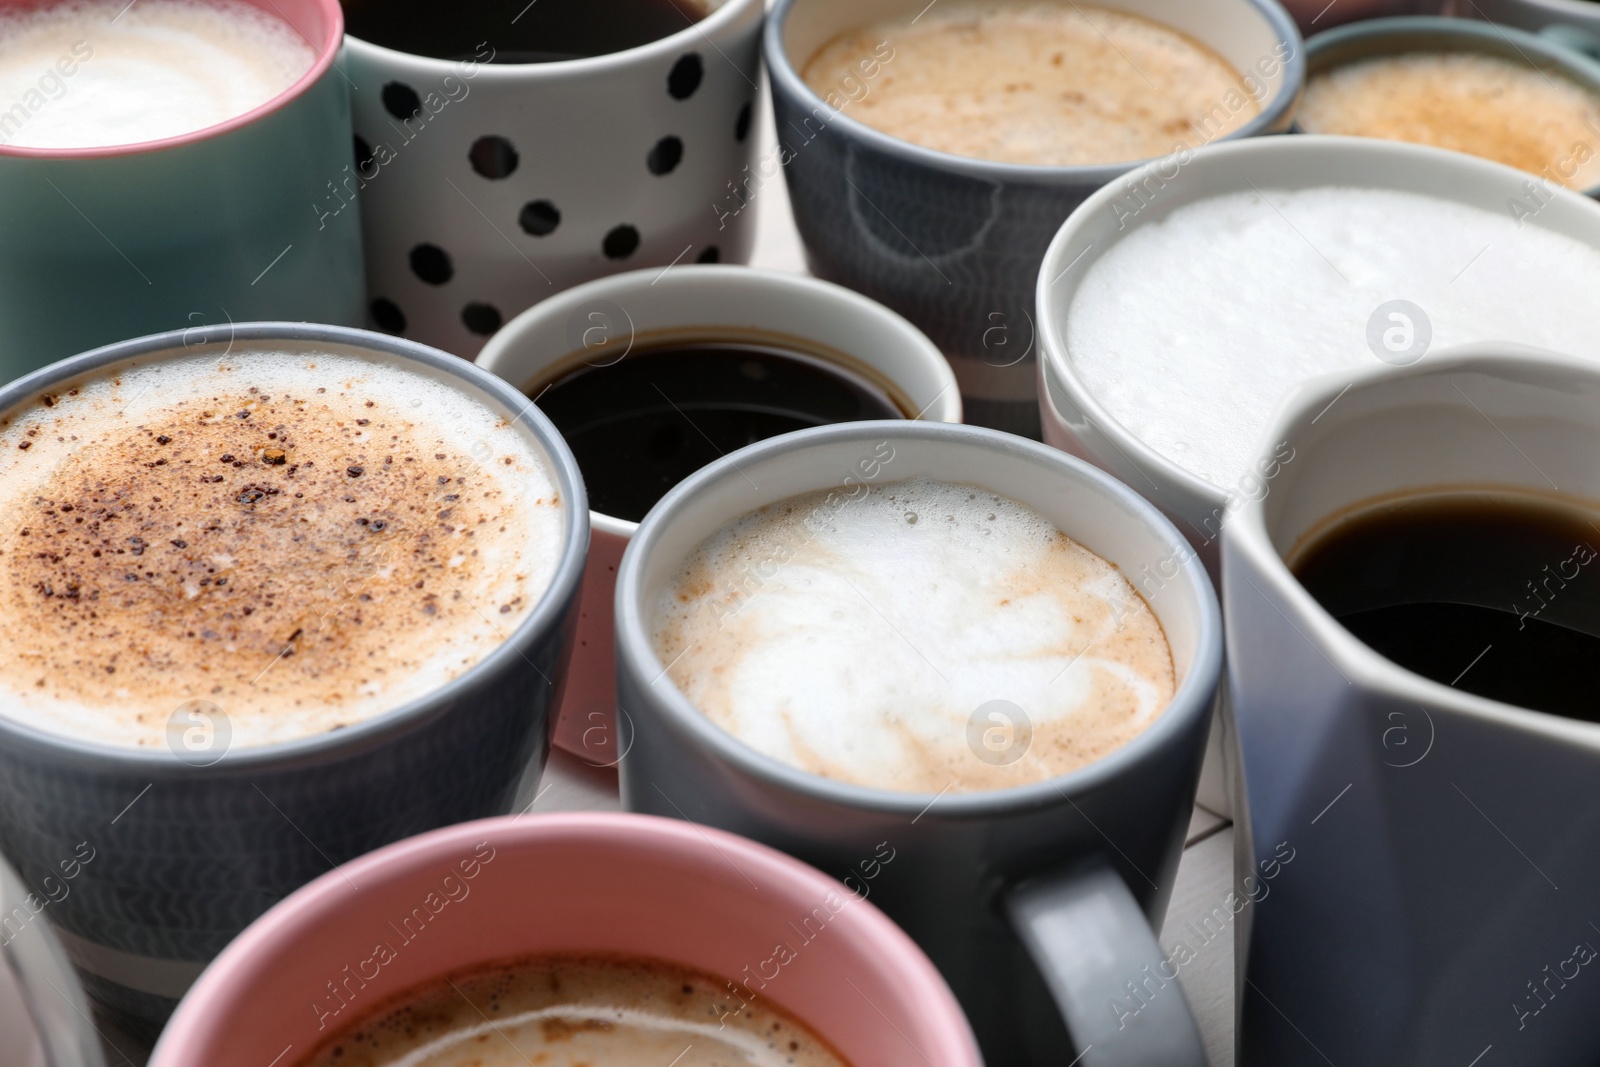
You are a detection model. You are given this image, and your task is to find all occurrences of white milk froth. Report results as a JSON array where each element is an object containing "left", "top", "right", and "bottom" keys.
[
  {"left": 653, "top": 476, "right": 1174, "bottom": 793},
  {"left": 0, "top": 346, "right": 563, "bottom": 749},
  {"left": 1068, "top": 186, "right": 1600, "bottom": 488},
  {"left": 0, "top": 0, "right": 315, "bottom": 149}
]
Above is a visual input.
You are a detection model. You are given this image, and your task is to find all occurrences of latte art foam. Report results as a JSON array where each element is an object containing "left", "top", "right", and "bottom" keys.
[
  {"left": 653, "top": 477, "right": 1174, "bottom": 793},
  {"left": 0, "top": 346, "right": 563, "bottom": 749}
]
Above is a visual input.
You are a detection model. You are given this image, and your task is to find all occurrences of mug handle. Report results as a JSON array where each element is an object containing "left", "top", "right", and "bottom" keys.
[
  {"left": 1005, "top": 863, "right": 1207, "bottom": 1067},
  {"left": 1539, "top": 23, "right": 1600, "bottom": 62}
]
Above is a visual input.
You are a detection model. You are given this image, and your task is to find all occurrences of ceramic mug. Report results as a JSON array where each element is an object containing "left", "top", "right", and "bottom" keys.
[
  {"left": 340, "top": 0, "right": 765, "bottom": 357},
  {"left": 0, "top": 854, "right": 106, "bottom": 1067},
  {"left": 476, "top": 264, "right": 960, "bottom": 762},
  {"left": 614, "top": 420, "right": 1224, "bottom": 1067},
  {"left": 765, "top": 0, "right": 1303, "bottom": 437},
  {"left": 0, "top": 0, "right": 365, "bottom": 384},
  {"left": 148, "top": 812, "right": 983, "bottom": 1067},
  {"left": 0, "top": 322, "right": 588, "bottom": 1037},
  {"left": 1461, "top": 0, "right": 1600, "bottom": 61},
  {"left": 1225, "top": 346, "right": 1600, "bottom": 1066}
]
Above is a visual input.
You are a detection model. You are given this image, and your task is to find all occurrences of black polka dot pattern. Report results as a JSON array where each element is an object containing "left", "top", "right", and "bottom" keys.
[
  {"left": 370, "top": 299, "right": 405, "bottom": 334},
  {"left": 735, "top": 102, "right": 753, "bottom": 143},
  {"left": 469, "top": 136, "right": 519, "bottom": 179},
  {"left": 410, "top": 244, "right": 453, "bottom": 285},
  {"left": 519, "top": 200, "right": 560, "bottom": 237},
  {"left": 697, "top": 246, "right": 720, "bottom": 264},
  {"left": 667, "top": 54, "right": 703, "bottom": 100},
  {"left": 462, "top": 303, "right": 503, "bottom": 336},
  {"left": 647, "top": 136, "right": 683, "bottom": 176},
  {"left": 382, "top": 82, "right": 422, "bottom": 120},
  {"left": 354, "top": 134, "right": 374, "bottom": 171},
  {"left": 603, "top": 225, "right": 641, "bottom": 260}
]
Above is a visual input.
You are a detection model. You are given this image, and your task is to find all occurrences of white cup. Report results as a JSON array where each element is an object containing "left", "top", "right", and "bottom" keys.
[{"left": 477, "top": 264, "right": 960, "bottom": 760}]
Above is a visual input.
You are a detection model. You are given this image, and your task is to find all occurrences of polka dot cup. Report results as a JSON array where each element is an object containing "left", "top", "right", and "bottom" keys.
[{"left": 341, "top": 0, "right": 765, "bottom": 358}]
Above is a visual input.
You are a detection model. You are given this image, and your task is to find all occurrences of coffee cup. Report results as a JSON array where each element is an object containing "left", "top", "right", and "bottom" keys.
[
  {"left": 1, "top": 853, "right": 106, "bottom": 1067},
  {"left": 1224, "top": 345, "right": 1600, "bottom": 1065},
  {"left": 764, "top": 0, "right": 1302, "bottom": 437},
  {"left": 1298, "top": 15, "right": 1600, "bottom": 197},
  {"left": 477, "top": 264, "right": 960, "bottom": 764},
  {"left": 0, "top": 322, "right": 588, "bottom": 1036},
  {"left": 341, "top": 0, "right": 765, "bottom": 357},
  {"left": 614, "top": 420, "right": 1223, "bottom": 1066},
  {"left": 147, "top": 812, "right": 982, "bottom": 1067},
  {"left": 0, "top": 0, "right": 365, "bottom": 383},
  {"left": 1463, "top": 0, "right": 1600, "bottom": 63}
]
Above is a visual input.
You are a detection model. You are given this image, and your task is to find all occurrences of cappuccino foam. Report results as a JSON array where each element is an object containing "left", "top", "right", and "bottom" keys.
[
  {"left": 802, "top": 1, "right": 1255, "bottom": 167},
  {"left": 0, "top": 0, "right": 315, "bottom": 149},
  {"left": 298, "top": 955, "right": 849, "bottom": 1067},
  {"left": 1068, "top": 186, "right": 1600, "bottom": 488},
  {"left": 653, "top": 476, "right": 1174, "bottom": 794},
  {"left": 1299, "top": 53, "right": 1600, "bottom": 189},
  {"left": 0, "top": 344, "right": 563, "bottom": 749}
]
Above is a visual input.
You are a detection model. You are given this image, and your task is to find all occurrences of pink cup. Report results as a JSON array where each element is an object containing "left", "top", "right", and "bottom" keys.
[{"left": 148, "top": 813, "right": 982, "bottom": 1067}]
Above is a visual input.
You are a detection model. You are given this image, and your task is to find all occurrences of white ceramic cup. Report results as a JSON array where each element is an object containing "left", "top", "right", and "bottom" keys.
[
  {"left": 477, "top": 264, "right": 960, "bottom": 760},
  {"left": 341, "top": 0, "right": 765, "bottom": 357}
]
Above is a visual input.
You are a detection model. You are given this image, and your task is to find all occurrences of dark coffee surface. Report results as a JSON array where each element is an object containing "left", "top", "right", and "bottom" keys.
[
  {"left": 341, "top": 0, "right": 707, "bottom": 62},
  {"left": 1293, "top": 491, "right": 1600, "bottom": 723},
  {"left": 535, "top": 341, "right": 904, "bottom": 522}
]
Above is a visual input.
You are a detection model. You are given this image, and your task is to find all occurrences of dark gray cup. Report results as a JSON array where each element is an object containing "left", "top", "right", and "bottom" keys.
[
  {"left": 0, "top": 322, "right": 588, "bottom": 1037},
  {"left": 614, "top": 421, "right": 1223, "bottom": 1067},
  {"left": 764, "top": 0, "right": 1303, "bottom": 437}
]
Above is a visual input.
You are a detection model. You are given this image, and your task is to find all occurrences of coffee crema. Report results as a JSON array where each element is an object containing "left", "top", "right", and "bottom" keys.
[
  {"left": 1298, "top": 52, "right": 1600, "bottom": 189},
  {"left": 0, "top": 345, "right": 563, "bottom": 749},
  {"left": 802, "top": 1, "right": 1253, "bottom": 166},
  {"left": 0, "top": 0, "right": 316, "bottom": 150},
  {"left": 296, "top": 954, "right": 850, "bottom": 1067},
  {"left": 653, "top": 476, "right": 1174, "bottom": 793}
]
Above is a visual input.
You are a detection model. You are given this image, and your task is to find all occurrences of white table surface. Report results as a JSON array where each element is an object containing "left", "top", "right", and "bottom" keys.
[{"left": 93, "top": 77, "right": 1240, "bottom": 1067}]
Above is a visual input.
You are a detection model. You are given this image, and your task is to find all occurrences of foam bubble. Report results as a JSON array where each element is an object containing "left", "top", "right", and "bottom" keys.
[
  {"left": 653, "top": 476, "right": 1173, "bottom": 794},
  {"left": 0, "top": 0, "right": 316, "bottom": 150}
]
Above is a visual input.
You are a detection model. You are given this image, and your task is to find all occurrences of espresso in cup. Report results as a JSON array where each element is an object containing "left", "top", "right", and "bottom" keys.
[
  {"left": 298, "top": 954, "right": 849, "bottom": 1067},
  {"left": 342, "top": 0, "right": 709, "bottom": 63},
  {"left": 653, "top": 474, "right": 1173, "bottom": 792},
  {"left": 802, "top": 1, "right": 1254, "bottom": 166},
  {"left": 1298, "top": 52, "right": 1600, "bottom": 187},
  {"left": 0, "top": 345, "right": 563, "bottom": 748},
  {"left": 0, "top": 0, "right": 315, "bottom": 149}
]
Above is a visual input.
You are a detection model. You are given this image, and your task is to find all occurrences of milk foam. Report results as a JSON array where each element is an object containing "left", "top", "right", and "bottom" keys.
[
  {"left": 1068, "top": 186, "right": 1600, "bottom": 487},
  {"left": 0, "top": 0, "right": 315, "bottom": 149},
  {"left": 653, "top": 477, "right": 1174, "bottom": 794},
  {"left": 1299, "top": 53, "right": 1600, "bottom": 189},
  {"left": 298, "top": 955, "right": 848, "bottom": 1067},
  {"left": 0, "top": 345, "right": 563, "bottom": 749},
  {"left": 802, "top": 1, "right": 1254, "bottom": 167}
]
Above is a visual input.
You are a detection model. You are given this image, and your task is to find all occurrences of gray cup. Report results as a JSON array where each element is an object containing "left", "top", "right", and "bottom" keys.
[
  {"left": 1225, "top": 346, "right": 1600, "bottom": 1065},
  {"left": 614, "top": 420, "right": 1223, "bottom": 1067}
]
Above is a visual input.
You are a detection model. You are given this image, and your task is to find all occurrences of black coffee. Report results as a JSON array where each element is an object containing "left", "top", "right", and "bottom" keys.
[
  {"left": 1293, "top": 492, "right": 1600, "bottom": 723},
  {"left": 341, "top": 0, "right": 708, "bottom": 63},
  {"left": 533, "top": 341, "right": 905, "bottom": 522}
]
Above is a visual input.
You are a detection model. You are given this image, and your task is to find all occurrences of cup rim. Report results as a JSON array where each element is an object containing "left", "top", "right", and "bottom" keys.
[
  {"left": 0, "top": 0, "right": 345, "bottom": 160},
  {"left": 1299, "top": 14, "right": 1600, "bottom": 197},
  {"left": 342, "top": 0, "right": 763, "bottom": 76},
  {"left": 0, "top": 321, "right": 590, "bottom": 772},
  {"left": 614, "top": 419, "right": 1223, "bottom": 817},
  {"left": 149, "top": 811, "right": 985, "bottom": 1067},
  {"left": 476, "top": 264, "right": 963, "bottom": 540},
  {"left": 1035, "top": 133, "right": 1600, "bottom": 526},
  {"left": 763, "top": 0, "right": 1305, "bottom": 183},
  {"left": 1229, "top": 342, "right": 1600, "bottom": 748}
]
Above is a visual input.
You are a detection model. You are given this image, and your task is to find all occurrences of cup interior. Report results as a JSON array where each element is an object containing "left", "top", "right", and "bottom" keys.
[{"left": 151, "top": 814, "right": 980, "bottom": 1067}]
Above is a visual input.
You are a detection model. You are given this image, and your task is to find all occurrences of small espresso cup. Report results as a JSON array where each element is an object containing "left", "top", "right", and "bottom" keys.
[
  {"left": 341, "top": 0, "right": 766, "bottom": 357},
  {"left": 615, "top": 421, "right": 1223, "bottom": 1067},
  {"left": 764, "top": 0, "right": 1302, "bottom": 436},
  {"left": 477, "top": 264, "right": 960, "bottom": 763},
  {"left": 148, "top": 813, "right": 983, "bottom": 1067},
  {"left": 0, "top": 0, "right": 365, "bottom": 382},
  {"left": 0, "top": 322, "right": 588, "bottom": 1036},
  {"left": 1225, "top": 347, "right": 1600, "bottom": 1065}
]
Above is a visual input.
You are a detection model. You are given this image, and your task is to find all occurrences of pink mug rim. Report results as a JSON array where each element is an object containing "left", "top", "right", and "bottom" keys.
[
  {"left": 152, "top": 811, "right": 982, "bottom": 1066},
  {"left": 0, "top": 0, "right": 344, "bottom": 159}
]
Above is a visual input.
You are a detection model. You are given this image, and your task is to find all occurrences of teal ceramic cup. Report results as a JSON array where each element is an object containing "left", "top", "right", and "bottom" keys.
[{"left": 0, "top": 0, "right": 365, "bottom": 383}]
